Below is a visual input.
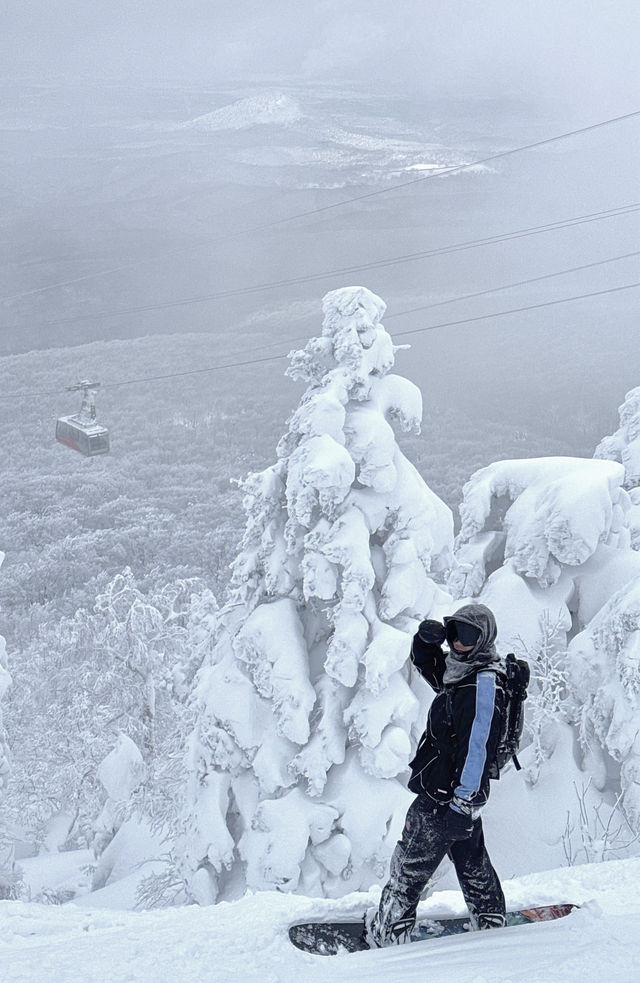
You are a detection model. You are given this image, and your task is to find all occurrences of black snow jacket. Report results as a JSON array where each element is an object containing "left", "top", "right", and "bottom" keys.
[{"left": 407, "top": 604, "right": 506, "bottom": 815}]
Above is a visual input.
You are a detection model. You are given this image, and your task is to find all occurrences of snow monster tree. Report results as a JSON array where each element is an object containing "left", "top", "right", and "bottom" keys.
[
  {"left": 449, "top": 456, "right": 635, "bottom": 652},
  {"left": 595, "top": 385, "right": 640, "bottom": 490},
  {"left": 567, "top": 576, "right": 640, "bottom": 830},
  {"left": 183, "top": 287, "right": 453, "bottom": 903},
  {"left": 595, "top": 385, "right": 640, "bottom": 549},
  {"left": 448, "top": 456, "right": 640, "bottom": 863}
]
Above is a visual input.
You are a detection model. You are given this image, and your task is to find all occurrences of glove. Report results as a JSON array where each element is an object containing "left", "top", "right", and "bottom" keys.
[
  {"left": 444, "top": 805, "right": 474, "bottom": 841},
  {"left": 417, "top": 619, "right": 446, "bottom": 646}
]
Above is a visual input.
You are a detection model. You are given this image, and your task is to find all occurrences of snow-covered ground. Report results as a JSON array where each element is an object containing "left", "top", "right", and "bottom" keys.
[{"left": 2, "top": 858, "right": 639, "bottom": 983}]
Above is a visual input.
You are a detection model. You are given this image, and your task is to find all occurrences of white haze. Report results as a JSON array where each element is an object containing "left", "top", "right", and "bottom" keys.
[
  {"left": 0, "top": 3, "right": 638, "bottom": 551},
  {"left": 2, "top": 1, "right": 640, "bottom": 114}
]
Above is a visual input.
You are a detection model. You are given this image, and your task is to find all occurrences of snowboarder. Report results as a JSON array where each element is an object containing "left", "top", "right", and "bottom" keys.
[{"left": 365, "top": 603, "right": 507, "bottom": 947}]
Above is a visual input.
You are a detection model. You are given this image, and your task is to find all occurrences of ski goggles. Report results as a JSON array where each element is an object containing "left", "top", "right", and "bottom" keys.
[{"left": 445, "top": 620, "right": 481, "bottom": 648}]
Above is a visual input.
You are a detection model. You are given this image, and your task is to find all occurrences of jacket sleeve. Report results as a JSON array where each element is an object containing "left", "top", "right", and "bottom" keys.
[
  {"left": 451, "top": 671, "right": 503, "bottom": 815},
  {"left": 410, "top": 634, "right": 447, "bottom": 692}
]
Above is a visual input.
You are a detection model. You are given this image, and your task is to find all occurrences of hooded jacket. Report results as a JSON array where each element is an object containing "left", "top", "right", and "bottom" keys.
[{"left": 407, "top": 604, "right": 506, "bottom": 815}]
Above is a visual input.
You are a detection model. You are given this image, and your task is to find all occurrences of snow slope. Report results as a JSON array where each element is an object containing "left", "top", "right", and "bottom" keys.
[{"left": 1, "top": 858, "right": 639, "bottom": 983}]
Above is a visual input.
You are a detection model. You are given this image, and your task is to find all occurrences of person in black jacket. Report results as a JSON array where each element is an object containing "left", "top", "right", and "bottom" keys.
[{"left": 365, "top": 602, "right": 507, "bottom": 947}]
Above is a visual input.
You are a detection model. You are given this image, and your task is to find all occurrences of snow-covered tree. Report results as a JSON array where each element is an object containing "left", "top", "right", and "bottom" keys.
[
  {"left": 595, "top": 386, "right": 640, "bottom": 489},
  {"left": 450, "top": 456, "right": 637, "bottom": 660},
  {"left": 448, "top": 455, "right": 640, "bottom": 852},
  {"left": 183, "top": 286, "right": 453, "bottom": 904},
  {"left": 517, "top": 610, "right": 570, "bottom": 785},
  {"left": 91, "top": 734, "right": 148, "bottom": 890},
  {"left": 92, "top": 734, "right": 147, "bottom": 859},
  {"left": 595, "top": 385, "right": 640, "bottom": 549},
  {"left": 7, "top": 569, "right": 215, "bottom": 851},
  {"left": 0, "top": 553, "right": 13, "bottom": 897},
  {"left": 567, "top": 576, "right": 640, "bottom": 829}
]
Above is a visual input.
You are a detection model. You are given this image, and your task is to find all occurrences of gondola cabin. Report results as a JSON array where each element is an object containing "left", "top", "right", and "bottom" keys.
[
  {"left": 55, "top": 416, "right": 110, "bottom": 456},
  {"left": 56, "top": 380, "right": 110, "bottom": 457}
]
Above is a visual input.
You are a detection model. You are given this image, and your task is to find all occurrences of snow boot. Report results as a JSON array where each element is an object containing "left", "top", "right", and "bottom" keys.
[
  {"left": 476, "top": 912, "right": 506, "bottom": 930},
  {"left": 363, "top": 908, "right": 413, "bottom": 948}
]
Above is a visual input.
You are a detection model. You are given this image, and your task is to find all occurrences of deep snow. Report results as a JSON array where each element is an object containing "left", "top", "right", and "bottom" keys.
[{"left": 2, "top": 857, "right": 640, "bottom": 983}]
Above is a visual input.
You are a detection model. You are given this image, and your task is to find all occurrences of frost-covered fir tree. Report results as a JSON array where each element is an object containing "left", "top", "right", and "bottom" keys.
[
  {"left": 448, "top": 456, "right": 640, "bottom": 869},
  {"left": 449, "top": 456, "right": 636, "bottom": 655},
  {"left": 7, "top": 568, "right": 215, "bottom": 852},
  {"left": 0, "top": 553, "right": 13, "bottom": 897},
  {"left": 184, "top": 286, "right": 453, "bottom": 904},
  {"left": 567, "top": 576, "right": 640, "bottom": 830},
  {"left": 595, "top": 385, "right": 640, "bottom": 549}
]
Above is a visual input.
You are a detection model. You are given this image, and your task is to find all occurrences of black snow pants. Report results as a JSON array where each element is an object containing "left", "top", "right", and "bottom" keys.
[{"left": 371, "top": 796, "right": 505, "bottom": 945}]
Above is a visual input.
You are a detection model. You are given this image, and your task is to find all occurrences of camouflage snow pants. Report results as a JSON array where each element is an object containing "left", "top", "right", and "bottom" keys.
[{"left": 370, "top": 796, "right": 505, "bottom": 946}]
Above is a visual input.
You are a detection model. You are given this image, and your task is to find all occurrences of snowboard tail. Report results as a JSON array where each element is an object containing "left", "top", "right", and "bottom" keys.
[{"left": 289, "top": 903, "right": 577, "bottom": 955}]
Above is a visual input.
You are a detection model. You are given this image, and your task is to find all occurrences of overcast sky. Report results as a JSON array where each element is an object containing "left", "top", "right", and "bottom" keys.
[{"left": 2, "top": 1, "right": 639, "bottom": 113}]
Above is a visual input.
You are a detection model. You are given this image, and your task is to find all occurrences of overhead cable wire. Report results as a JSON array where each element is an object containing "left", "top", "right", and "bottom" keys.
[
  {"left": 385, "top": 249, "right": 640, "bottom": 319},
  {"left": 2, "top": 108, "right": 639, "bottom": 305},
  {"left": 3, "top": 280, "right": 639, "bottom": 400},
  {"left": 58, "top": 280, "right": 640, "bottom": 387},
  {"left": 32, "top": 201, "right": 640, "bottom": 327},
  {"left": 74, "top": 280, "right": 640, "bottom": 379},
  {"left": 393, "top": 281, "right": 640, "bottom": 338},
  {"left": 69, "top": 250, "right": 640, "bottom": 397}
]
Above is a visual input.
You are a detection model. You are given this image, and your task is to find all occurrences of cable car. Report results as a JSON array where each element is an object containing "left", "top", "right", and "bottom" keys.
[{"left": 56, "top": 381, "right": 110, "bottom": 456}]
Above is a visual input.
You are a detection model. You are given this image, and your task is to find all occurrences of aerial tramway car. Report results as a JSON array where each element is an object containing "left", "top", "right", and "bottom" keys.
[{"left": 56, "top": 381, "right": 110, "bottom": 457}]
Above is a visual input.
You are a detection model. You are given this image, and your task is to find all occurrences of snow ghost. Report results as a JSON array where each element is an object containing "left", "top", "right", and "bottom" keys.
[{"left": 182, "top": 286, "right": 454, "bottom": 903}]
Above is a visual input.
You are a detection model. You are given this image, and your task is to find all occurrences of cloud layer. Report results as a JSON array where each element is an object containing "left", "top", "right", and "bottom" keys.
[{"left": 3, "top": 1, "right": 639, "bottom": 114}]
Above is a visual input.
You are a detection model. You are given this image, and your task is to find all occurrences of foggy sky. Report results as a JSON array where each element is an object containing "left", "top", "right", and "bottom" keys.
[{"left": 3, "top": 1, "right": 639, "bottom": 113}]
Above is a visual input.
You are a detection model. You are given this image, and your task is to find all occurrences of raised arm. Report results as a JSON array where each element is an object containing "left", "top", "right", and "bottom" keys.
[{"left": 410, "top": 620, "right": 447, "bottom": 692}]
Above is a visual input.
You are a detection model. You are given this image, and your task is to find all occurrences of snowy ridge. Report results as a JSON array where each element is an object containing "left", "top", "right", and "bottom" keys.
[
  {"left": 2, "top": 858, "right": 640, "bottom": 982},
  {"left": 182, "top": 91, "right": 304, "bottom": 131}
]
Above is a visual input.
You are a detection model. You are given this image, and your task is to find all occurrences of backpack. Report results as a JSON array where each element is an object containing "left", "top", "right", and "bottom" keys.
[{"left": 489, "top": 653, "right": 530, "bottom": 779}]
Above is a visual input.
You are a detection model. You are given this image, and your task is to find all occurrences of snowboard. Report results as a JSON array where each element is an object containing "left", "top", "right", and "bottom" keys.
[{"left": 289, "top": 903, "right": 577, "bottom": 955}]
